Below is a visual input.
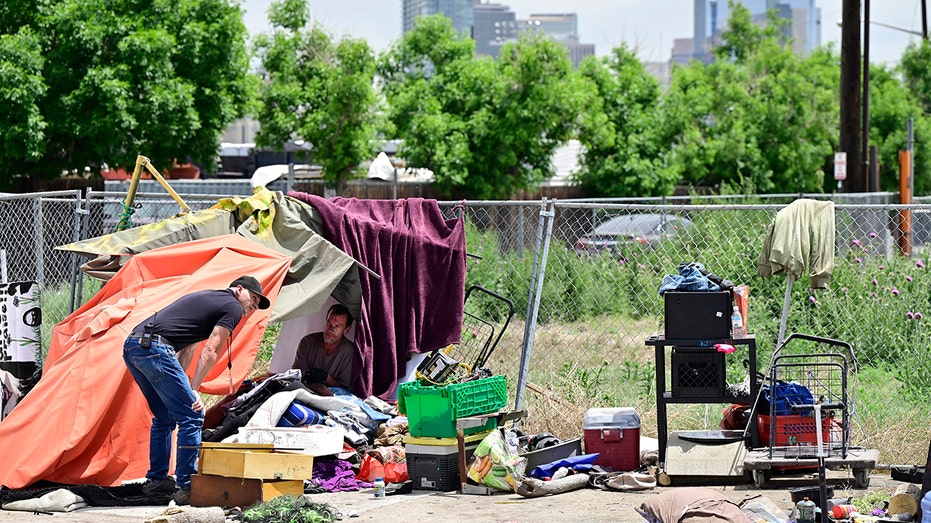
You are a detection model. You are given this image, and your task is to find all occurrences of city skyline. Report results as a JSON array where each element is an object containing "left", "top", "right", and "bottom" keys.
[{"left": 241, "top": 0, "right": 928, "bottom": 65}]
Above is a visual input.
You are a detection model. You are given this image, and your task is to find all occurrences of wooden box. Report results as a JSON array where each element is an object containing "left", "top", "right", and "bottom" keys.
[
  {"left": 198, "top": 443, "right": 314, "bottom": 480},
  {"left": 190, "top": 474, "right": 303, "bottom": 507}
]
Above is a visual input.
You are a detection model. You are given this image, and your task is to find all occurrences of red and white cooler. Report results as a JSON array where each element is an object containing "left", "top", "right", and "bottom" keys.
[{"left": 583, "top": 407, "right": 641, "bottom": 471}]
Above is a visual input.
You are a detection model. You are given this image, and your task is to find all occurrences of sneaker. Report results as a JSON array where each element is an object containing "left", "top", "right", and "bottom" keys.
[
  {"left": 173, "top": 489, "right": 191, "bottom": 506},
  {"left": 142, "top": 477, "right": 176, "bottom": 496}
]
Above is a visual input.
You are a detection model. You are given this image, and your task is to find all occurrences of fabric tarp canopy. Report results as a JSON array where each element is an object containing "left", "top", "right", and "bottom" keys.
[
  {"left": 57, "top": 188, "right": 361, "bottom": 324},
  {"left": 0, "top": 234, "right": 293, "bottom": 489}
]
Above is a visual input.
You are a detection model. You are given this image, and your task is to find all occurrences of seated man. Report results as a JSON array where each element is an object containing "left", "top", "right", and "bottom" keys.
[{"left": 292, "top": 303, "right": 355, "bottom": 395}]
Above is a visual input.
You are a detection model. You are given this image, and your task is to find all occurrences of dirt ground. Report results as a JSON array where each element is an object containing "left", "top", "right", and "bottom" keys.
[{"left": 0, "top": 471, "right": 905, "bottom": 523}]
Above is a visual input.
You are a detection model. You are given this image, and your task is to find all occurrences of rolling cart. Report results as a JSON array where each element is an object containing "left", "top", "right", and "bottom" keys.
[
  {"left": 743, "top": 333, "right": 878, "bottom": 489},
  {"left": 417, "top": 285, "right": 515, "bottom": 384}
]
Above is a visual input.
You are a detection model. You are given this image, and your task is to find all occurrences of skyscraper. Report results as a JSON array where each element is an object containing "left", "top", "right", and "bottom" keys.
[
  {"left": 402, "top": 0, "right": 475, "bottom": 37},
  {"left": 689, "top": 0, "right": 820, "bottom": 63},
  {"left": 473, "top": 2, "right": 517, "bottom": 58}
]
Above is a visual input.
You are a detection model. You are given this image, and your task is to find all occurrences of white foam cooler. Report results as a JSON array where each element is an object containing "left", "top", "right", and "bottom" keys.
[
  {"left": 583, "top": 407, "right": 641, "bottom": 472},
  {"left": 235, "top": 424, "right": 345, "bottom": 456}
]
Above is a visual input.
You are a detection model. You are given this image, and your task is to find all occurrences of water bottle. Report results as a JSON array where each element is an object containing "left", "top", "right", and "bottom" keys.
[
  {"left": 921, "top": 490, "right": 931, "bottom": 523},
  {"left": 796, "top": 497, "right": 817, "bottom": 523},
  {"left": 373, "top": 477, "right": 386, "bottom": 499},
  {"left": 730, "top": 306, "right": 745, "bottom": 339}
]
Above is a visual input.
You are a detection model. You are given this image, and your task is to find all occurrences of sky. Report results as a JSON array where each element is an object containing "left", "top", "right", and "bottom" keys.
[{"left": 240, "top": 0, "right": 928, "bottom": 65}]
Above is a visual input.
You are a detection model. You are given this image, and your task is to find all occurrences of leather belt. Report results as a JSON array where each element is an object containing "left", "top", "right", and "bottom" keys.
[{"left": 129, "top": 334, "right": 172, "bottom": 347}]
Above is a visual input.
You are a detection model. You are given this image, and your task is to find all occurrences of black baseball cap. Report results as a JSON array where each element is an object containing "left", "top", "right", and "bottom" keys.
[{"left": 230, "top": 276, "right": 270, "bottom": 309}]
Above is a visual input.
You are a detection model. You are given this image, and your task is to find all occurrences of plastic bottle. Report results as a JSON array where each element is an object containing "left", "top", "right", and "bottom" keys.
[
  {"left": 831, "top": 504, "right": 858, "bottom": 519},
  {"left": 796, "top": 497, "right": 817, "bottom": 523},
  {"left": 373, "top": 477, "right": 386, "bottom": 499},
  {"left": 730, "top": 306, "right": 745, "bottom": 339},
  {"left": 921, "top": 490, "right": 931, "bottom": 523}
]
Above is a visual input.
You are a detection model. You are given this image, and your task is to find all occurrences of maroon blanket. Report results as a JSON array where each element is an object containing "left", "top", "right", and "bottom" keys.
[{"left": 289, "top": 193, "right": 466, "bottom": 398}]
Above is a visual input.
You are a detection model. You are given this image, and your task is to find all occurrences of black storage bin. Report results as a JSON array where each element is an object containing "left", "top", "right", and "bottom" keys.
[
  {"left": 671, "top": 347, "right": 726, "bottom": 397},
  {"left": 663, "top": 291, "right": 732, "bottom": 340}
]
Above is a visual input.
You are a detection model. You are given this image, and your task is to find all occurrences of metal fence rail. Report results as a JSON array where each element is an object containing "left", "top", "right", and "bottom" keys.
[{"left": 4, "top": 190, "right": 928, "bottom": 464}]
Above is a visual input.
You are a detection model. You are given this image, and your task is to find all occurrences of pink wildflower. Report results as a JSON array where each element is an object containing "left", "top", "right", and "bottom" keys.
[
  {"left": 869, "top": 232, "right": 877, "bottom": 238},
  {"left": 892, "top": 288, "right": 900, "bottom": 296},
  {"left": 917, "top": 312, "right": 924, "bottom": 320},
  {"left": 907, "top": 312, "right": 915, "bottom": 319},
  {"left": 907, "top": 275, "right": 913, "bottom": 282},
  {"left": 918, "top": 260, "right": 925, "bottom": 268},
  {"left": 854, "top": 258, "right": 862, "bottom": 263},
  {"left": 808, "top": 295, "right": 817, "bottom": 304},
  {"left": 872, "top": 278, "right": 878, "bottom": 285},
  {"left": 852, "top": 239, "right": 862, "bottom": 246}
]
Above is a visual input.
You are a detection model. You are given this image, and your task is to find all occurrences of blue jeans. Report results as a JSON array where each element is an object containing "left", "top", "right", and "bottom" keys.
[{"left": 123, "top": 337, "right": 203, "bottom": 491}]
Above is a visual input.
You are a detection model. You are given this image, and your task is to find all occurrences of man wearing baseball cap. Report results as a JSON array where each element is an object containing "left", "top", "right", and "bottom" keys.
[{"left": 123, "top": 275, "right": 270, "bottom": 505}]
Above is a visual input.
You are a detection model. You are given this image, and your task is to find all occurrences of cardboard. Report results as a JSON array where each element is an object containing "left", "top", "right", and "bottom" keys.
[
  {"left": 198, "top": 444, "right": 314, "bottom": 480},
  {"left": 190, "top": 474, "right": 303, "bottom": 507}
]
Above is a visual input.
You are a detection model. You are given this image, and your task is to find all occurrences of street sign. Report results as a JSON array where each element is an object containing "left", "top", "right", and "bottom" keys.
[{"left": 834, "top": 152, "right": 847, "bottom": 180}]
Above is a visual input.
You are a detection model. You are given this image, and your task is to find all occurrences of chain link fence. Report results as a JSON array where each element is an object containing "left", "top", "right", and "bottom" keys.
[{"left": 5, "top": 190, "right": 929, "bottom": 464}]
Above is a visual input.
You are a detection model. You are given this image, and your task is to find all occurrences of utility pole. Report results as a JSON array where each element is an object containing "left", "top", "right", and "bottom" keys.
[{"left": 840, "top": 0, "right": 863, "bottom": 192}]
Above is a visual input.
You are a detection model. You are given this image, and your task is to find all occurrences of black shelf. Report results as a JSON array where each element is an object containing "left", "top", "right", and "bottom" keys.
[{"left": 646, "top": 335, "right": 759, "bottom": 466}]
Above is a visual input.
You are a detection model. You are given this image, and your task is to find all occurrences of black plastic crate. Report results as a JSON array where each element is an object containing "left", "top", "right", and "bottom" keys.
[{"left": 671, "top": 347, "right": 726, "bottom": 397}]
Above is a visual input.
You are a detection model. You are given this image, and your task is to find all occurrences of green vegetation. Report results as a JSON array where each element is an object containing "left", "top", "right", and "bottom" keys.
[
  {"left": 254, "top": 0, "right": 381, "bottom": 194},
  {"left": 461, "top": 211, "right": 931, "bottom": 464},
  {"left": 0, "top": 0, "right": 251, "bottom": 189},
  {"left": 4, "top": 1, "right": 931, "bottom": 197}
]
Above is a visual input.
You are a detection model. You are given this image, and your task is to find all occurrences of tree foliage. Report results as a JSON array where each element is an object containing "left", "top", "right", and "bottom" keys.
[
  {"left": 254, "top": 0, "right": 380, "bottom": 194},
  {"left": 575, "top": 45, "right": 676, "bottom": 197},
  {"left": 0, "top": 0, "right": 251, "bottom": 189},
  {"left": 868, "top": 64, "right": 931, "bottom": 193},
  {"left": 378, "top": 15, "right": 591, "bottom": 199},
  {"left": 0, "top": 28, "right": 47, "bottom": 172},
  {"left": 660, "top": 2, "right": 837, "bottom": 193}
]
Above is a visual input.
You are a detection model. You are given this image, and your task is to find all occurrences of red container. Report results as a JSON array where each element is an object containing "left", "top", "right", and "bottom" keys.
[
  {"left": 583, "top": 408, "right": 641, "bottom": 472},
  {"left": 758, "top": 414, "right": 834, "bottom": 448}
]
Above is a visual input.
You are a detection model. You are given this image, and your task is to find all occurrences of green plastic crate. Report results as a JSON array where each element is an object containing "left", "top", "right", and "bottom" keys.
[{"left": 398, "top": 375, "right": 507, "bottom": 438}]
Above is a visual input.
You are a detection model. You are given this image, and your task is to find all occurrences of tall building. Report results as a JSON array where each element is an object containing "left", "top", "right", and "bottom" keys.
[
  {"left": 404, "top": 1, "right": 595, "bottom": 67},
  {"left": 522, "top": 13, "right": 595, "bottom": 68},
  {"left": 690, "top": 0, "right": 820, "bottom": 63},
  {"left": 473, "top": 1, "right": 517, "bottom": 58},
  {"left": 402, "top": 0, "right": 475, "bottom": 37}
]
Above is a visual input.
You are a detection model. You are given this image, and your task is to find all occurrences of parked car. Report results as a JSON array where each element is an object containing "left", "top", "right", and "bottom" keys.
[{"left": 574, "top": 213, "right": 694, "bottom": 257}]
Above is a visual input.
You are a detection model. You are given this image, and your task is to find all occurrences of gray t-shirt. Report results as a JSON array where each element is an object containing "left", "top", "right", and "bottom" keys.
[{"left": 291, "top": 332, "right": 355, "bottom": 388}]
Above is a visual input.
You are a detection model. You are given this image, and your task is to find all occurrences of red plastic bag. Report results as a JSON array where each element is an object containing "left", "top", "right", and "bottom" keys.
[{"left": 355, "top": 446, "right": 409, "bottom": 483}]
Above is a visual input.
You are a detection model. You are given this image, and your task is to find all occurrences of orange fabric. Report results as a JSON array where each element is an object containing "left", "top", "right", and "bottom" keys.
[{"left": 0, "top": 234, "right": 290, "bottom": 488}]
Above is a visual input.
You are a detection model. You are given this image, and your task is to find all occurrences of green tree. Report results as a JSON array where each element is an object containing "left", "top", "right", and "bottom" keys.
[
  {"left": 0, "top": 28, "right": 47, "bottom": 175},
  {"left": 868, "top": 64, "right": 931, "bottom": 194},
  {"left": 660, "top": 3, "right": 837, "bottom": 193},
  {"left": 253, "top": 0, "right": 380, "bottom": 194},
  {"left": 0, "top": 0, "right": 251, "bottom": 189},
  {"left": 378, "top": 15, "right": 592, "bottom": 199},
  {"left": 901, "top": 39, "right": 931, "bottom": 115},
  {"left": 575, "top": 44, "right": 675, "bottom": 197}
]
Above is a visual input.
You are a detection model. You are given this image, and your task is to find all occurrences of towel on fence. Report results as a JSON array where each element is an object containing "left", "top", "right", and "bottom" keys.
[{"left": 757, "top": 199, "right": 835, "bottom": 289}]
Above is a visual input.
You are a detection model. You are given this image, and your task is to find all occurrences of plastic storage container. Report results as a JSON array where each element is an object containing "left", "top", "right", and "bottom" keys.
[
  {"left": 404, "top": 432, "right": 485, "bottom": 491},
  {"left": 398, "top": 375, "right": 507, "bottom": 438},
  {"left": 583, "top": 407, "right": 641, "bottom": 471}
]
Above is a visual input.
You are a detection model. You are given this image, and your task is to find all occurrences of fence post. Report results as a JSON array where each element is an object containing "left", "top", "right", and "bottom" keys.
[{"left": 515, "top": 198, "right": 556, "bottom": 411}]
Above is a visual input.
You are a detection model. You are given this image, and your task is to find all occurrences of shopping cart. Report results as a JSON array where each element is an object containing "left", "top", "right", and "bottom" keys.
[
  {"left": 416, "top": 285, "right": 515, "bottom": 384},
  {"left": 743, "top": 333, "right": 877, "bottom": 490}
]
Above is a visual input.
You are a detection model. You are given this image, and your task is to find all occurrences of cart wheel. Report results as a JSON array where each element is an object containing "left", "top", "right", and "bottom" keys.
[
  {"left": 751, "top": 469, "right": 769, "bottom": 488},
  {"left": 853, "top": 469, "right": 870, "bottom": 488}
]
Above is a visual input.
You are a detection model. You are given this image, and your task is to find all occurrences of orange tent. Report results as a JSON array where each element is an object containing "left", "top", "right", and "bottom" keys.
[{"left": 0, "top": 234, "right": 291, "bottom": 488}]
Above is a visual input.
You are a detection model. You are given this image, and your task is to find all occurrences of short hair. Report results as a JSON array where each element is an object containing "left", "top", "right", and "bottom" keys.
[{"left": 327, "top": 303, "right": 353, "bottom": 328}]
